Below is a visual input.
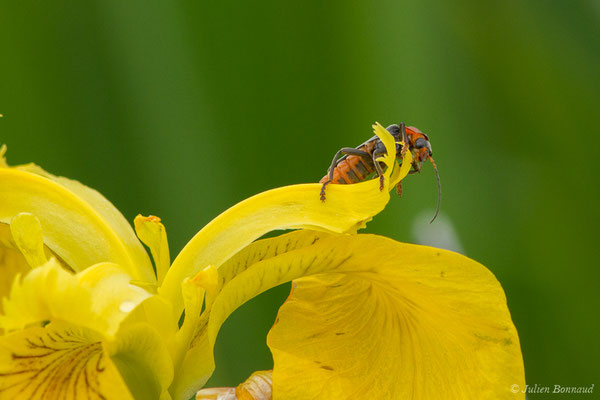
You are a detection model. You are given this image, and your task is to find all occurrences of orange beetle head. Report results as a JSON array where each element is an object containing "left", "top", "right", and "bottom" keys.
[{"left": 406, "top": 126, "right": 433, "bottom": 163}]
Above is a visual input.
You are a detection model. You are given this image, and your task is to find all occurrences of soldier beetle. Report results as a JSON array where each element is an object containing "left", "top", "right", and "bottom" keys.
[{"left": 320, "top": 123, "right": 441, "bottom": 222}]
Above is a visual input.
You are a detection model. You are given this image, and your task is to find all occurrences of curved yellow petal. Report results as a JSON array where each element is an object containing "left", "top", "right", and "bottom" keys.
[
  {"left": 0, "top": 159, "right": 154, "bottom": 282},
  {"left": 267, "top": 235, "right": 525, "bottom": 399},
  {"left": 14, "top": 163, "right": 153, "bottom": 277},
  {"left": 0, "top": 321, "right": 134, "bottom": 400},
  {"left": 170, "top": 231, "right": 327, "bottom": 400},
  {"left": 0, "top": 259, "right": 151, "bottom": 338},
  {"left": 161, "top": 123, "right": 412, "bottom": 321},
  {"left": 173, "top": 231, "right": 523, "bottom": 399}
]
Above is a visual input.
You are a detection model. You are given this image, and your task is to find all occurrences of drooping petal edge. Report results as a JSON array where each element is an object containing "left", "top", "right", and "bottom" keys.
[{"left": 171, "top": 231, "right": 524, "bottom": 400}]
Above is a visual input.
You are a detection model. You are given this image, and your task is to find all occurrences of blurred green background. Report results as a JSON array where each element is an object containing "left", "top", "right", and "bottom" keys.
[{"left": 1, "top": 1, "right": 598, "bottom": 397}]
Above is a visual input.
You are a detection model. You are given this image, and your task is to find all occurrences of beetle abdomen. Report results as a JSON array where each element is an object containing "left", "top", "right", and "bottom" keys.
[{"left": 320, "top": 155, "right": 375, "bottom": 184}]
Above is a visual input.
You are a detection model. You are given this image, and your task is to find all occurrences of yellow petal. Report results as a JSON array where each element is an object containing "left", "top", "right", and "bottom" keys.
[
  {"left": 0, "top": 259, "right": 151, "bottom": 338},
  {"left": 161, "top": 123, "right": 412, "bottom": 322},
  {"left": 135, "top": 214, "right": 171, "bottom": 284},
  {"left": 0, "top": 160, "right": 154, "bottom": 282},
  {"left": 0, "top": 321, "right": 134, "bottom": 400},
  {"left": 0, "top": 258, "right": 90, "bottom": 332},
  {"left": 127, "top": 295, "right": 179, "bottom": 341},
  {"left": 267, "top": 235, "right": 525, "bottom": 399},
  {"left": 107, "top": 322, "right": 174, "bottom": 400},
  {"left": 212, "top": 230, "right": 331, "bottom": 296},
  {"left": 174, "top": 231, "right": 523, "bottom": 399},
  {"left": 15, "top": 163, "right": 153, "bottom": 278},
  {"left": 78, "top": 263, "right": 154, "bottom": 337},
  {"left": 9, "top": 212, "right": 47, "bottom": 268}
]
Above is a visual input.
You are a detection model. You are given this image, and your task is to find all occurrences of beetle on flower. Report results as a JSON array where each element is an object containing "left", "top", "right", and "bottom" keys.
[{"left": 0, "top": 123, "right": 525, "bottom": 400}]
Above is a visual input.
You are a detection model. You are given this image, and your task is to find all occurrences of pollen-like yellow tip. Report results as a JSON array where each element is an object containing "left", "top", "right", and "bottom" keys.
[{"left": 139, "top": 214, "right": 162, "bottom": 223}]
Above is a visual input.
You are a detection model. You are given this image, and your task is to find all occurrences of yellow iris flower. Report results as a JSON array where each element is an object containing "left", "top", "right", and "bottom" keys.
[{"left": 0, "top": 123, "right": 525, "bottom": 400}]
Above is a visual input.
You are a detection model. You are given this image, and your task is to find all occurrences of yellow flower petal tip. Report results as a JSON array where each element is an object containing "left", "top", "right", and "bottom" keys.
[
  {"left": 370, "top": 121, "right": 413, "bottom": 188},
  {"left": 9, "top": 212, "right": 47, "bottom": 269},
  {"left": 372, "top": 122, "right": 397, "bottom": 165},
  {"left": 135, "top": 214, "right": 171, "bottom": 284},
  {"left": 138, "top": 214, "right": 162, "bottom": 223},
  {"left": 190, "top": 265, "right": 219, "bottom": 299}
]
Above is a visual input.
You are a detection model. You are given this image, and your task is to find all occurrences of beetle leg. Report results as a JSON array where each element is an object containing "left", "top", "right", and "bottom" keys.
[
  {"left": 319, "top": 187, "right": 328, "bottom": 201},
  {"left": 339, "top": 147, "right": 371, "bottom": 158},
  {"left": 409, "top": 159, "right": 422, "bottom": 174},
  {"left": 325, "top": 148, "right": 370, "bottom": 181},
  {"left": 372, "top": 148, "right": 387, "bottom": 190},
  {"left": 321, "top": 147, "right": 372, "bottom": 201},
  {"left": 399, "top": 122, "right": 409, "bottom": 156}
]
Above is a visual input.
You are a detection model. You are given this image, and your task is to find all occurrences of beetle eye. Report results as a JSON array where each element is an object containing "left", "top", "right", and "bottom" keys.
[{"left": 414, "top": 137, "right": 428, "bottom": 149}]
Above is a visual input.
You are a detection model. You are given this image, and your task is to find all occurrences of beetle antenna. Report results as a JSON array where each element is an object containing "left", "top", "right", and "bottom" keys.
[{"left": 428, "top": 156, "right": 441, "bottom": 223}]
